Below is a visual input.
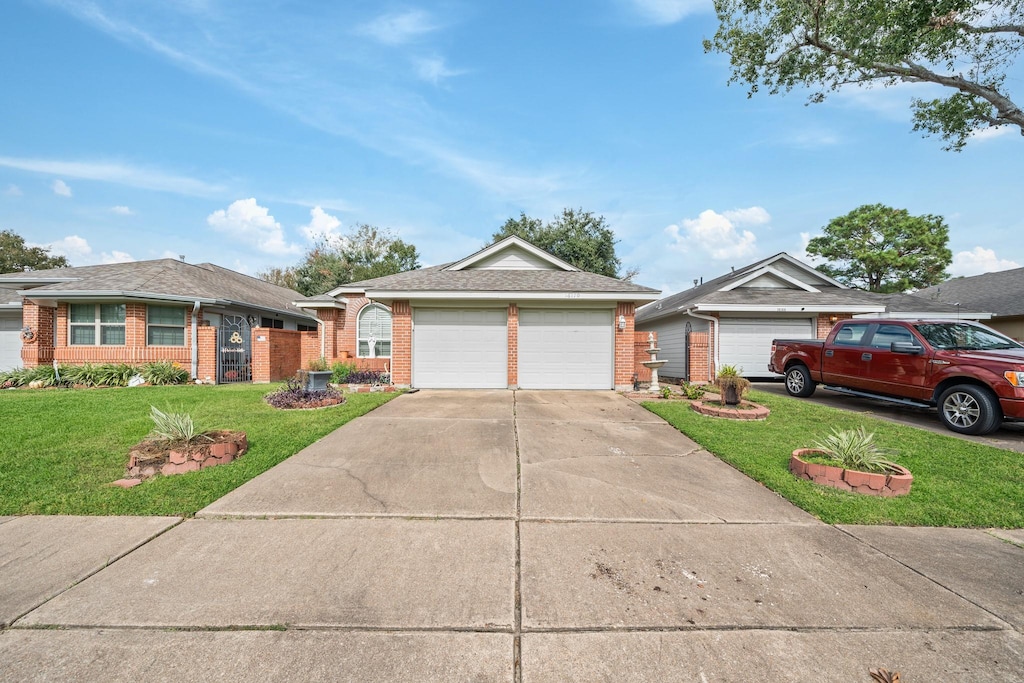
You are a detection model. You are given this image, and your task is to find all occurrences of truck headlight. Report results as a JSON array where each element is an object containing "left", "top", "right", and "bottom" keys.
[{"left": 1004, "top": 371, "right": 1024, "bottom": 386}]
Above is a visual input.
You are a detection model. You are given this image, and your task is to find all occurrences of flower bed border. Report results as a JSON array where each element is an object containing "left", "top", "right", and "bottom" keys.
[
  {"left": 789, "top": 449, "right": 913, "bottom": 497},
  {"left": 690, "top": 399, "right": 770, "bottom": 420},
  {"left": 112, "top": 430, "right": 248, "bottom": 488}
]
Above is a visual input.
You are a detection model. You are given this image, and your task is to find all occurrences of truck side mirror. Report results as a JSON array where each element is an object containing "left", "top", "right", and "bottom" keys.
[{"left": 891, "top": 341, "right": 924, "bottom": 355}]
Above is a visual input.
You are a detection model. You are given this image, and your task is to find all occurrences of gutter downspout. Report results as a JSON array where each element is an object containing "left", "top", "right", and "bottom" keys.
[
  {"left": 191, "top": 300, "right": 201, "bottom": 380},
  {"left": 683, "top": 307, "right": 718, "bottom": 380}
]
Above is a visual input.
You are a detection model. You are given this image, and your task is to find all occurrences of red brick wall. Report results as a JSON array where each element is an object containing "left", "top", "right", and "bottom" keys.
[
  {"left": 689, "top": 331, "right": 711, "bottom": 383},
  {"left": 507, "top": 303, "right": 519, "bottom": 388},
  {"left": 196, "top": 326, "right": 217, "bottom": 383},
  {"left": 299, "top": 330, "right": 321, "bottom": 369},
  {"left": 633, "top": 330, "right": 657, "bottom": 383},
  {"left": 20, "top": 301, "right": 54, "bottom": 367},
  {"left": 613, "top": 302, "right": 635, "bottom": 390},
  {"left": 49, "top": 301, "right": 192, "bottom": 366},
  {"left": 390, "top": 300, "right": 412, "bottom": 386},
  {"left": 817, "top": 313, "right": 852, "bottom": 338}
]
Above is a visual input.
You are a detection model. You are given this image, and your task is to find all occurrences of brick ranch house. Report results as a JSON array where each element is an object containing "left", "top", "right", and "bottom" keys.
[
  {"left": 2, "top": 238, "right": 664, "bottom": 389},
  {"left": 636, "top": 252, "right": 988, "bottom": 383},
  {"left": 295, "top": 236, "right": 662, "bottom": 389},
  {"left": 0, "top": 259, "right": 319, "bottom": 382}
]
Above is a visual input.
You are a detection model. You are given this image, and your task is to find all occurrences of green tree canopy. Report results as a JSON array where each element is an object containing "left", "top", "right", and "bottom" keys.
[
  {"left": 806, "top": 204, "right": 952, "bottom": 292},
  {"left": 705, "top": 1, "right": 1024, "bottom": 151},
  {"left": 259, "top": 224, "right": 420, "bottom": 297},
  {"left": 0, "top": 230, "right": 70, "bottom": 273},
  {"left": 492, "top": 208, "right": 637, "bottom": 280}
]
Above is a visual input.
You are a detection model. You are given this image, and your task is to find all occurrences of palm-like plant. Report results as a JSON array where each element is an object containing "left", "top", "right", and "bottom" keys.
[{"left": 812, "top": 427, "right": 899, "bottom": 474}]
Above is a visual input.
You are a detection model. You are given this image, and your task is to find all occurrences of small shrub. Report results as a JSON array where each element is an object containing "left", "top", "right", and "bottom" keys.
[
  {"left": 811, "top": 427, "right": 899, "bottom": 474},
  {"left": 347, "top": 369, "right": 386, "bottom": 385},
  {"left": 331, "top": 361, "right": 357, "bottom": 384},
  {"left": 308, "top": 356, "right": 330, "bottom": 371},
  {"left": 717, "top": 364, "right": 742, "bottom": 378},
  {"left": 265, "top": 378, "right": 346, "bottom": 409},
  {"left": 149, "top": 406, "right": 207, "bottom": 445},
  {"left": 143, "top": 361, "right": 189, "bottom": 385},
  {"left": 679, "top": 382, "right": 706, "bottom": 400},
  {"left": 660, "top": 386, "right": 672, "bottom": 399},
  {"left": 98, "top": 363, "right": 138, "bottom": 387}
]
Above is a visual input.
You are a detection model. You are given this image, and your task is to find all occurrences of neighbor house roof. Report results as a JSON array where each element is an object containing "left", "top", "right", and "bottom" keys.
[
  {"left": 917, "top": 267, "right": 1024, "bottom": 318},
  {"left": 0, "top": 259, "right": 315, "bottom": 320},
  {"left": 329, "top": 236, "right": 660, "bottom": 303},
  {"left": 637, "top": 252, "right": 986, "bottom": 323}
]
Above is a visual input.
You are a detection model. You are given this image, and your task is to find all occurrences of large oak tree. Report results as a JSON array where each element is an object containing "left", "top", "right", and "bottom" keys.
[
  {"left": 0, "top": 230, "right": 70, "bottom": 273},
  {"left": 705, "top": 1, "right": 1024, "bottom": 150},
  {"left": 806, "top": 204, "right": 952, "bottom": 292}
]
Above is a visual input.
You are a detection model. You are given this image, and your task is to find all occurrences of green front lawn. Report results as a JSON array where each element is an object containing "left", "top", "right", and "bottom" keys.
[
  {"left": 645, "top": 391, "right": 1024, "bottom": 528},
  {"left": 0, "top": 384, "right": 397, "bottom": 516}
]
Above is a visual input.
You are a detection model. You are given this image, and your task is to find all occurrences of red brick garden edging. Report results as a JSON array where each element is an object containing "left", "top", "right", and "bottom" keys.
[
  {"left": 690, "top": 399, "right": 770, "bottom": 420},
  {"left": 112, "top": 431, "right": 248, "bottom": 488},
  {"left": 789, "top": 449, "right": 913, "bottom": 497}
]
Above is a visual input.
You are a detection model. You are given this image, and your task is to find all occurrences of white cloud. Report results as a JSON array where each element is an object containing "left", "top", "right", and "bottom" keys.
[
  {"left": 3, "top": 184, "right": 22, "bottom": 197},
  {"left": 414, "top": 56, "right": 466, "bottom": 85},
  {"left": 52, "top": 179, "right": 72, "bottom": 197},
  {"left": 207, "top": 198, "right": 301, "bottom": 255},
  {"left": 665, "top": 208, "right": 761, "bottom": 261},
  {"left": 299, "top": 206, "right": 343, "bottom": 242},
  {"left": 111, "top": 205, "right": 134, "bottom": 215},
  {"left": 950, "top": 246, "right": 1020, "bottom": 277},
  {"left": 970, "top": 126, "right": 1014, "bottom": 142},
  {"left": 624, "top": 0, "right": 710, "bottom": 24},
  {"left": 357, "top": 9, "right": 438, "bottom": 45},
  {"left": 794, "top": 231, "right": 825, "bottom": 266},
  {"left": 0, "top": 156, "right": 224, "bottom": 196},
  {"left": 43, "top": 235, "right": 93, "bottom": 260},
  {"left": 101, "top": 250, "right": 135, "bottom": 264}
]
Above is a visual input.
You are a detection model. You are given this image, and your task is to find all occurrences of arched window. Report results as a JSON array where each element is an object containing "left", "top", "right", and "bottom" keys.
[{"left": 357, "top": 304, "right": 392, "bottom": 358}]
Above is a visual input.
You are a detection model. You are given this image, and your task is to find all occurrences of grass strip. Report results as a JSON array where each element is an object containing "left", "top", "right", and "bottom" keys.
[
  {"left": 644, "top": 390, "right": 1024, "bottom": 528},
  {"left": 0, "top": 384, "right": 396, "bottom": 516}
]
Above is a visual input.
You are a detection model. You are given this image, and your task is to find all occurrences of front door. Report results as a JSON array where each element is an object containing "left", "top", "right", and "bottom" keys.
[{"left": 218, "top": 315, "right": 252, "bottom": 383}]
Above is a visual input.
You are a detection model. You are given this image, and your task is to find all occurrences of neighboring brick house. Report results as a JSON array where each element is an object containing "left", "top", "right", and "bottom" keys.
[
  {"left": 0, "top": 259, "right": 318, "bottom": 382},
  {"left": 299, "top": 236, "right": 661, "bottom": 390},
  {"left": 636, "top": 253, "right": 988, "bottom": 383}
]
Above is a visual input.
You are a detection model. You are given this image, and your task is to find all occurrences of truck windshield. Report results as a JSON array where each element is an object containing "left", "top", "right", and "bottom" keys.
[{"left": 913, "top": 322, "right": 1023, "bottom": 351}]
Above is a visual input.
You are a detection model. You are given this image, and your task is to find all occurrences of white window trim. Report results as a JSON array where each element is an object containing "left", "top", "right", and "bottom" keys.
[
  {"left": 147, "top": 305, "right": 187, "bottom": 347},
  {"left": 69, "top": 303, "right": 126, "bottom": 346},
  {"left": 357, "top": 303, "right": 392, "bottom": 359}
]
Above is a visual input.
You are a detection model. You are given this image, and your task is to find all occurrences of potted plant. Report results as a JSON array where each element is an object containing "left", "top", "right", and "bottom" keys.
[
  {"left": 715, "top": 365, "right": 750, "bottom": 406},
  {"left": 303, "top": 357, "right": 333, "bottom": 390},
  {"left": 790, "top": 427, "right": 913, "bottom": 497}
]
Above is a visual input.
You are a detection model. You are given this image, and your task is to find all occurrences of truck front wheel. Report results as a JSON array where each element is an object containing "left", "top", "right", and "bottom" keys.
[
  {"left": 784, "top": 365, "right": 816, "bottom": 398},
  {"left": 938, "top": 385, "right": 1002, "bottom": 435}
]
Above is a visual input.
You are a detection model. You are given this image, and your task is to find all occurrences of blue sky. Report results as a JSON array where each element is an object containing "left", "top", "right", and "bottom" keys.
[{"left": 2, "top": 0, "right": 1022, "bottom": 297}]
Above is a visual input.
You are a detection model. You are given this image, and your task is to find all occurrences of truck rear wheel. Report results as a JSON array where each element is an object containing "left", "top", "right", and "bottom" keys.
[
  {"left": 785, "top": 365, "right": 816, "bottom": 398},
  {"left": 938, "top": 385, "right": 1002, "bottom": 435}
]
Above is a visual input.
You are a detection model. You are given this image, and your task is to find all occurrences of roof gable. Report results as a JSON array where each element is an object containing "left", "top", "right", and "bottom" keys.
[
  {"left": 719, "top": 265, "right": 820, "bottom": 293},
  {"left": 445, "top": 236, "right": 578, "bottom": 272}
]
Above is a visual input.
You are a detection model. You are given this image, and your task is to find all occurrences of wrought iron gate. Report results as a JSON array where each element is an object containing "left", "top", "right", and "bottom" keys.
[
  {"left": 683, "top": 321, "right": 692, "bottom": 383},
  {"left": 218, "top": 315, "right": 252, "bottom": 383}
]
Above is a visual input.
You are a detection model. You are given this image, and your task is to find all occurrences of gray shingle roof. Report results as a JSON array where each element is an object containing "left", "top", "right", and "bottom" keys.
[
  {"left": 0, "top": 259, "right": 314, "bottom": 319},
  {"left": 340, "top": 264, "right": 660, "bottom": 295},
  {"left": 917, "top": 268, "right": 1024, "bottom": 317}
]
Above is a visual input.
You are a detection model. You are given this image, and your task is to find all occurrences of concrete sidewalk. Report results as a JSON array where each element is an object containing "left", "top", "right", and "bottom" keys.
[{"left": 2, "top": 390, "right": 1022, "bottom": 681}]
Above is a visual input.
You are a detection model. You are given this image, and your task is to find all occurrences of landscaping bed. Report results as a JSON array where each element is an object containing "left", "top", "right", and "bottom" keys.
[
  {"left": 644, "top": 390, "right": 1024, "bottom": 528},
  {"left": 0, "top": 383, "right": 398, "bottom": 516}
]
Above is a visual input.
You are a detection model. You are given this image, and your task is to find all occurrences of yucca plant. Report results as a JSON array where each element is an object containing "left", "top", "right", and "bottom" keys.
[
  {"left": 148, "top": 406, "right": 208, "bottom": 446},
  {"left": 812, "top": 427, "right": 899, "bottom": 474},
  {"left": 64, "top": 363, "right": 103, "bottom": 387},
  {"left": 142, "top": 361, "right": 189, "bottom": 385},
  {"left": 101, "top": 363, "right": 139, "bottom": 387}
]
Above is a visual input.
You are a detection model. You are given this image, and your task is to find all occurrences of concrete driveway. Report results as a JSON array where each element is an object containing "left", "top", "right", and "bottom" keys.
[
  {"left": 2, "top": 390, "right": 1022, "bottom": 681},
  {"left": 753, "top": 381, "right": 1024, "bottom": 453}
]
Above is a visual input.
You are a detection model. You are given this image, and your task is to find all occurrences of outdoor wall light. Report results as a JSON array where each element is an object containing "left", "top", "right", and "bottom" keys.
[
  {"left": 618, "top": 315, "right": 626, "bottom": 331},
  {"left": 829, "top": 315, "right": 839, "bottom": 323}
]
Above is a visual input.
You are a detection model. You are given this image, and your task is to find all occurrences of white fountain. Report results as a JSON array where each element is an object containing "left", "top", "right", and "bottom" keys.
[{"left": 641, "top": 332, "right": 667, "bottom": 392}]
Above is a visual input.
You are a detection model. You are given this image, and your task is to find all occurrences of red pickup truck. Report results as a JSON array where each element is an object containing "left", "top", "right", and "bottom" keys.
[{"left": 769, "top": 318, "right": 1024, "bottom": 435}]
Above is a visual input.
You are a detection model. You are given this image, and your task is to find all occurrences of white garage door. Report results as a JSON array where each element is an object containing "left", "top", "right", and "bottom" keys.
[
  {"left": 719, "top": 318, "right": 814, "bottom": 378},
  {"left": 519, "top": 309, "right": 613, "bottom": 389},
  {"left": 0, "top": 314, "right": 22, "bottom": 371},
  {"left": 413, "top": 308, "right": 507, "bottom": 388}
]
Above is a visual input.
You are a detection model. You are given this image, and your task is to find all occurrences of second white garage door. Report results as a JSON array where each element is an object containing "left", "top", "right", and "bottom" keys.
[
  {"left": 413, "top": 308, "right": 507, "bottom": 388},
  {"left": 718, "top": 317, "right": 815, "bottom": 378},
  {"left": 0, "top": 313, "right": 22, "bottom": 372},
  {"left": 518, "top": 309, "right": 613, "bottom": 389}
]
